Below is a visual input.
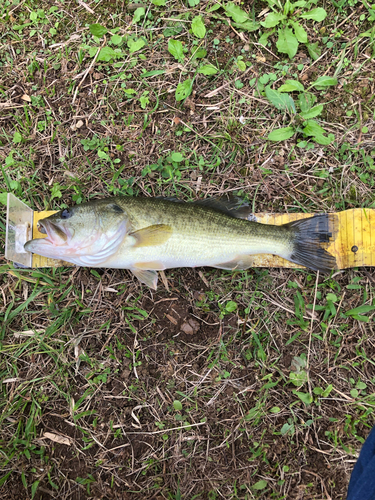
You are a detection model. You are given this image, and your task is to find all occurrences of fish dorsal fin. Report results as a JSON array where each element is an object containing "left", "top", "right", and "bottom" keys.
[
  {"left": 131, "top": 268, "right": 158, "bottom": 290},
  {"left": 190, "top": 196, "right": 253, "bottom": 220},
  {"left": 130, "top": 224, "right": 172, "bottom": 248}
]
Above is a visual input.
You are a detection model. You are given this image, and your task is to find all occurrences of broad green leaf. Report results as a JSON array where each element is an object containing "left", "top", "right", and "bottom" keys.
[
  {"left": 175, "top": 78, "right": 193, "bottom": 101},
  {"left": 141, "top": 69, "right": 166, "bottom": 77},
  {"left": 293, "top": 391, "right": 313, "bottom": 405},
  {"left": 152, "top": 0, "right": 166, "bottom": 5},
  {"left": 322, "top": 384, "right": 333, "bottom": 397},
  {"left": 232, "top": 21, "right": 259, "bottom": 32},
  {"left": 281, "top": 422, "right": 294, "bottom": 435},
  {"left": 300, "top": 7, "right": 327, "bottom": 21},
  {"left": 88, "top": 46, "right": 98, "bottom": 57},
  {"left": 357, "top": 381, "right": 367, "bottom": 390},
  {"left": 192, "top": 16, "right": 206, "bottom": 38},
  {"left": 303, "top": 120, "right": 326, "bottom": 136},
  {"left": 259, "top": 29, "right": 275, "bottom": 46},
  {"left": 139, "top": 92, "right": 149, "bottom": 109},
  {"left": 171, "top": 152, "right": 183, "bottom": 162},
  {"left": 311, "top": 76, "right": 338, "bottom": 89},
  {"left": 306, "top": 41, "right": 321, "bottom": 60},
  {"left": 97, "top": 47, "right": 122, "bottom": 61},
  {"left": 314, "top": 133, "right": 335, "bottom": 145},
  {"left": 298, "top": 92, "right": 316, "bottom": 112},
  {"left": 346, "top": 305, "right": 375, "bottom": 316},
  {"left": 225, "top": 300, "right": 237, "bottom": 312},
  {"left": 278, "top": 79, "right": 304, "bottom": 92},
  {"left": 164, "top": 25, "right": 183, "bottom": 37},
  {"left": 283, "top": 0, "right": 292, "bottom": 15},
  {"left": 268, "top": 126, "right": 295, "bottom": 141},
  {"left": 198, "top": 64, "right": 218, "bottom": 75},
  {"left": 290, "top": 20, "right": 308, "bottom": 43},
  {"left": 168, "top": 39, "right": 184, "bottom": 62},
  {"left": 191, "top": 47, "right": 207, "bottom": 59},
  {"left": 173, "top": 400, "right": 182, "bottom": 410},
  {"left": 265, "top": 86, "right": 296, "bottom": 113},
  {"left": 225, "top": 2, "right": 249, "bottom": 23},
  {"left": 350, "top": 315, "right": 371, "bottom": 322},
  {"left": 111, "top": 34, "right": 123, "bottom": 45},
  {"left": 299, "top": 104, "right": 323, "bottom": 119},
  {"left": 128, "top": 38, "right": 146, "bottom": 53},
  {"left": 13, "top": 131, "right": 22, "bottom": 143},
  {"left": 261, "top": 12, "right": 286, "bottom": 28},
  {"left": 0, "top": 193, "right": 8, "bottom": 206},
  {"left": 252, "top": 480, "right": 267, "bottom": 490},
  {"left": 188, "top": 0, "right": 200, "bottom": 5},
  {"left": 289, "top": 370, "right": 308, "bottom": 386},
  {"left": 303, "top": 120, "right": 334, "bottom": 144},
  {"left": 276, "top": 27, "right": 299, "bottom": 59},
  {"left": 270, "top": 406, "right": 281, "bottom": 413},
  {"left": 89, "top": 23, "right": 107, "bottom": 37},
  {"left": 133, "top": 7, "right": 145, "bottom": 23},
  {"left": 313, "top": 387, "right": 323, "bottom": 395},
  {"left": 236, "top": 58, "right": 246, "bottom": 71},
  {"left": 294, "top": 0, "right": 307, "bottom": 6}
]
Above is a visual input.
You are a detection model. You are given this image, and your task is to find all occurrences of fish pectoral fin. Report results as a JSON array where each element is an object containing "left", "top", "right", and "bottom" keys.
[
  {"left": 131, "top": 268, "right": 158, "bottom": 290},
  {"left": 213, "top": 255, "right": 254, "bottom": 270},
  {"left": 130, "top": 224, "right": 172, "bottom": 248}
]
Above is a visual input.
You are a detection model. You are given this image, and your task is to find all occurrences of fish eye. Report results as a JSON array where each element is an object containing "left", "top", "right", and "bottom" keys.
[{"left": 61, "top": 209, "right": 72, "bottom": 219}]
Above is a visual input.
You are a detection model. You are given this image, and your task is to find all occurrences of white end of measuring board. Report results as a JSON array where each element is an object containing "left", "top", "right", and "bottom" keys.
[{"left": 5, "top": 193, "right": 33, "bottom": 268}]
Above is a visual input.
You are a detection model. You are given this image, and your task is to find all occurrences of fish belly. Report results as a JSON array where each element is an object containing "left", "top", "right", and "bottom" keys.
[{"left": 104, "top": 231, "right": 289, "bottom": 270}]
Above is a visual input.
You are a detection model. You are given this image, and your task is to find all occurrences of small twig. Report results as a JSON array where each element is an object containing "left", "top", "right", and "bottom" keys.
[
  {"left": 357, "top": 101, "right": 363, "bottom": 146},
  {"left": 300, "top": 50, "right": 329, "bottom": 78},
  {"left": 72, "top": 36, "right": 106, "bottom": 105},
  {"left": 77, "top": 0, "right": 95, "bottom": 14},
  {"left": 304, "top": 470, "right": 332, "bottom": 500},
  {"left": 112, "top": 422, "right": 206, "bottom": 434}
]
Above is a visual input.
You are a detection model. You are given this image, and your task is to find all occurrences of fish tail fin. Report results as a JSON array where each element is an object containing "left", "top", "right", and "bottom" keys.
[{"left": 284, "top": 214, "right": 338, "bottom": 273}]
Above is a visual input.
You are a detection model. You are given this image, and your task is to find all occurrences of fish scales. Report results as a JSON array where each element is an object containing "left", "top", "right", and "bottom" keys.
[{"left": 111, "top": 197, "right": 293, "bottom": 268}]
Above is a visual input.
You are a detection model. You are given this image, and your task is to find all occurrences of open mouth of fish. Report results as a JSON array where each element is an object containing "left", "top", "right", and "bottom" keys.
[{"left": 37, "top": 220, "right": 69, "bottom": 246}]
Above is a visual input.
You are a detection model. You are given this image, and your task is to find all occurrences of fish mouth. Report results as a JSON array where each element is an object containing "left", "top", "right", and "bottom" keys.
[
  {"left": 24, "top": 220, "right": 69, "bottom": 256},
  {"left": 37, "top": 219, "right": 68, "bottom": 245}
]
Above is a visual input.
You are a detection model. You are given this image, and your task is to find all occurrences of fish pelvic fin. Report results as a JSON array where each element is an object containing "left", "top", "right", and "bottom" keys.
[
  {"left": 130, "top": 224, "right": 172, "bottom": 248},
  {"left": 131, "top": 268, "right": 158, "bottom": 290},
  {"left": 285, "top": 214, "right": 338, "bottom": 273}
]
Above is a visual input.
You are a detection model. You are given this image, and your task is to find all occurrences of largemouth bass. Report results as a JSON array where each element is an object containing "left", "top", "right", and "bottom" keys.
[{"left": 24, "top": 196, "right": 337, "bottom": 289}]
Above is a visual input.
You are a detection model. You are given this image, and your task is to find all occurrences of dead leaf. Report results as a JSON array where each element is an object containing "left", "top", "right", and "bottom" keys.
[
  {"left": 166, "top": 314, "right": 178, "bottom": 325},
  {"left": 43, "top": 432, "right": 72, "bottom": 446},
  {"left": 21, "top": 94, "right": 31, "bottom": 102},
  {"left": 180, "top": 317, "right": 200, "bottom": 335}
]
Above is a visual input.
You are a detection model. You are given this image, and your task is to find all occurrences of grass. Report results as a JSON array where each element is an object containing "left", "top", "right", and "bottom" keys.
[{"left": 1, "top": 0, "right": 375, "bottom": 498}]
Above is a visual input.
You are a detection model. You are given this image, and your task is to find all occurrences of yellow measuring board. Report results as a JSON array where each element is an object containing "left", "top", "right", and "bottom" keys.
[{"left": 30, "top": 208, "right": 375, "bottom": 270}]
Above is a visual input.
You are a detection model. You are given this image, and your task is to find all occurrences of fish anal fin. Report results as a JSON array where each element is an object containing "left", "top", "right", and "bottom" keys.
[
  {"left": 130, "top": 224, "right": 172, "bottom": 248},
  {"left": 134, "top": 261, "right": 165, "bottom": 270},
  {"left": 213, "top": 255, "right": 254, "bottom": 270},
  {"left": 131, "top": 268, "right": 158, "bottom": 290}
]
